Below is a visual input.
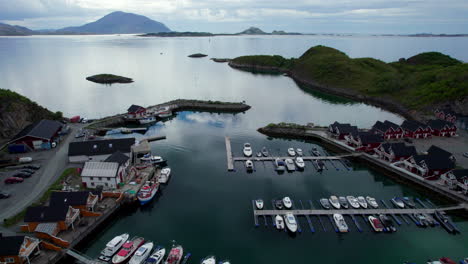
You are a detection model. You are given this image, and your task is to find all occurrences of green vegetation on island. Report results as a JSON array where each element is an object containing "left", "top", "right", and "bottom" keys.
[
  {"left": 86, "top": 74, "right": 133, "bottom": 84},
  {"left": 229, "top": 45, "right": 468, "bottom": 115}
]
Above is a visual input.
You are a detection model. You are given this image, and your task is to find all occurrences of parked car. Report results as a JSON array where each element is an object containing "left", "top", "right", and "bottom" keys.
[
  {"left": 23, "top": 164, "right": 41, "bottom": 170},
  {"left": 464, "top": 152, "right": 468, "bottom": 158},
  {"left": 18, "top": 157, "right": 33, "bottom": 163},
  {"left": 75, "top": 132, "right": 85, "bottom": 138},
  {"left": 0, "top": 191, "right": 11, "bottom": 199},
  {"left": 4, "top": 177, "right": 24, "bottom": 184},
  {"left": 13, "top": 172, "right": 32, "bottom": 178},
  {"left": 21, "top": 169, "right": 36, "bottom": 174}
]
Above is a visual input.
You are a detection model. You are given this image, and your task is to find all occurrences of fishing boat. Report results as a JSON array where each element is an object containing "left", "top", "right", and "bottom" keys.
[
  {"left": 275, "top": 215, "right": 285, "bottom": 230},
  {"left": 294, "top": 157, "right": 305, "bottom": 169},
  {"left": 255, "top": 199, "right": 264, "bottom": 210},
  {"left": 434, "top": 211, "right": 456, "bottom": 234},
  {"left": 141, "top": 155, "right": 166, "bottom": 165},
  {"left": 379, "top": 214, "right": 396, "bottom": 232},
  {"left": 357, "top": 196, "right": 368, "bottom": 209},
  {"left": 311, "top": 147, "right": 321, "bottom": 156},
  {"left": 256, "top": 152, "right": 262, "bottom": 157},
  {"left": 339, "top": 196, "right": 349, "bottom": 209},
  {"left": 275, "top": 200, "right": 284, "bottom": 210},
  {"left": 200, "top": 256, "right": 216, "bottom": 264},
  {"left": 439, "top": 257, "right": 457, "bottom": 264},
  {"left": 366, "top": 196, "right": 379, "bottom": 208},
  {"left": 284, "top": 213, "right": 298, "bottom": 233},
  {"left": 296, "top": 148, "right": 303, "bottom": 156},
  {"left": 274, "top": 158, "right": 286, "bottom": 171},
  {"left": 368, "top": 216, "right": 384, "bottom": 232},
  {"left": 261, "top": 147, "right": 269, "bottom": 157},
  {"left": 98, "top": 233, "right": 130, "bottom": 262},
  {"left": 391, "top": 197, "right": 405, "bottom": 208},
  {"left": 346, "top": 196, "right": 360, "bottom": 209},
  {"left": 158, "top": 168, "right": 171, "bottom": 184},
  {"left": 243, "top": 143, "right": 252, "bottom": 157},
  {"left": 156, "top": 106, "right": 173, "bottom": 118},
  {"left": 112, "top": 236, "right": 145, "bottom": 264},
  {"left": 282, "top": 197, "right": 292, "bottom": 209},
  {"left": 320, "top": 198, "right": 331, "bottom": 209},
  {"left": 285, "top": 158, "right": 295, "bottom": 171},
  {"left": 333, "top": 214, "right": 349, "bottom": 233},
  {"left": 329, "top": 196, "right": 341, "bottom": 209},
  {"left": 414, "top": 213, "right": 428, "bottom": 227},
  {"left": 287, "top": 148, "right": 296, "bottom": 157},
  {"left": 245, "top": 160, "right": 254, "bottom": 171},
  {"left": 129, "top": 242, "right": 154, "bottom": 264},
  {"left": 137, "top": 181, "right": 159, "bottom": 205},
  {"left": 164, "top": 245, "right": 183, "bottom": 264},
  {"left": 145, "top": 247, "right": 166, "bottom": 264},
  {"left": 402, "top": 197, "right": 416, "bottom": 208},
  {"left": 139, "top": 116, "right": 157, "bottom": 125}
]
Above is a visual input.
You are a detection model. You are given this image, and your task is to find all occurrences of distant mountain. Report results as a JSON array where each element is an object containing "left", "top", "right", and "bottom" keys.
[
  {"left": 60, "top": 11, "right": 171, "bottom": 34},
  {"left": 238, "top": 27, "right": 267, "bottom": 35},
  {"left": 0, "top": 23, "right": 34, "bottom": 36}
]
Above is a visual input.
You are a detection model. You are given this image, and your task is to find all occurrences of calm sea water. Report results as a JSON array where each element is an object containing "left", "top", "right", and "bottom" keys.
[{"left": 1, "top": 35, "right": 467, "bottom": 263}]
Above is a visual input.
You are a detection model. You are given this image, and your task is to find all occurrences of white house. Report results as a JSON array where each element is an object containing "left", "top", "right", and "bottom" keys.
[{"left": 81, "top": 162, "right": 122, "bottom": 190}]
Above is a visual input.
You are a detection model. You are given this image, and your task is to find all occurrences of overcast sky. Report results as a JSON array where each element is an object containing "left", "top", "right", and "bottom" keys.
[{"left": 1, "top": 0, "right": 467, "bottom": 33}]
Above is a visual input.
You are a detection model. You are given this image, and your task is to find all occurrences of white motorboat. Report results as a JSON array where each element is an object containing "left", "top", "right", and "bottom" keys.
[
  {"left": 261, "top": 147, "right": 269, "bottom": 157},
  {"left": 294, "top": 157, "right": 305, "bottom": 169},
  {"left": 368, "top": 216, "right": 384, "bottom": 232},
  {"left": 274, "top": 159, "right": 286, "bottom": 171},
  {"left": 145, "top": 247, "right": 166, "bottom": 264},
  {"left": 296, "top": 148, "right": 303, "bottom": 156},
  {"left": 219, "top": 261, "right": 231, "bottom": 264},
  {"left": 391, "top": 197, "right": 405, "bottom": 208},
  {"left": 156, "top": 106, "right": 173, "bottom": 118},
  {"left": 346, "top": 196, "right": 360, "bottom": 209},
  {"left": 357, "top": 196, "right": 368, "bottom": 209},
  {"left": 366, "top": 196, "right": 379, "bottom": 208},
  {"left": 141, "top": 155, "right": 166, "bottom": 165},
  {"left": 158, "top": 168, "right": 171, "bottom": 184},
  {"left": 99, "top": 233, "right": 130, "bottom": 262},
  {"left": 256, "top": 152, "right": 262, "bottom": 157},
  {"left": 284, "top": 213, "right": 298, "bottom": 233},
  {"left": 201, "top": 256, "right": 216, "bottom": 264},
  {"left": 139, "top": 116, "right": 157, "bottom": 125},
  {"left": 255, "top": 199, "right": 264, "bottom": 210},
  {"left": 285, "top": 158, "right": 295, "bottom": 171},
  {"left": 287, "top": 148, "right": 296, "bottom": 157},
  {"left": 311, "top": 147, "right": 321, "bottom": 156},
  {"left": 245, "top": 160, "right": 254, "bottom": 171},
  {"left": 320, "top": 198, "right": 331, "bottom": 209},
  {"left": 339, "top": 196, "right": 349, "bottom": 209},
  {"left": 282, "top": 197, "right": 292, "bottom": 209},
  {"left": 112, "top": 237, "right": 145, "bottom": 264},
  {"left": 275, "top": 215, "right": 285, "bottom": 230},
  {"left": 129, "top": 242, "right": 154, "bottom": 264},
  {"left": 333, "top": 214, "right": 349, "bottom": 233},
  {"left": 164, "top": 245, "right": 183, "bottom": 264},
  {"left": 329, "top": 196, "right": 341, "bottom": 209},
  {"left": 243, "top": 143, "right": 252, "bottom": 157}
]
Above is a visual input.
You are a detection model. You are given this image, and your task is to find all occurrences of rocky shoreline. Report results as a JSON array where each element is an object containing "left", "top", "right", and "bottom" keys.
[{"left": 228, "top": 61, "right": 421, "bottom": 121}]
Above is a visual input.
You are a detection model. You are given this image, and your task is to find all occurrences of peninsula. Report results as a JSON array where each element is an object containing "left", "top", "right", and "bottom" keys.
[
  {"left": 228, "top": 45, "right": 468, "bottom": 119},
  {"left": 86, "top": 74, "right": 133, "bottom": 84}
]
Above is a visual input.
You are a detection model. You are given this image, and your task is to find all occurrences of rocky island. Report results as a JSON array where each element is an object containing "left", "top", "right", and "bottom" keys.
[
  {"left": 228, "top": 45, "right": 468, "bottom": 120},
  {"left": 86, "top": 74, "right": 133, "bottom": 84}
]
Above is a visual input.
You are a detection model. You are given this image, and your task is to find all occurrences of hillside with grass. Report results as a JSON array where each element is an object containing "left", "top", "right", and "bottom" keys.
[
  {"left": 229, "top": 46, "right": 468, "bottom": 117},
  {"left": 0, "top": 89, "right": 62, "bottom": 142}
]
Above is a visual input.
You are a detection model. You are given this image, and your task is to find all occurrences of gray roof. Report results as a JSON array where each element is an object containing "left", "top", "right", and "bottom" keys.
[
  {"left": 81, "top": 162, "right": 119, "bottom": 178},
  {"left": 68, "top": 138, "right": 135, "bottom": 156},
  {"left": 104, "top": 151, "right": 129, "bottom": 165},
  {"left": 34, "top": 223, "right": 58, "bottom": 235},
  {"left": 11, "top": 119, "right": 62, "bottom": 142}
]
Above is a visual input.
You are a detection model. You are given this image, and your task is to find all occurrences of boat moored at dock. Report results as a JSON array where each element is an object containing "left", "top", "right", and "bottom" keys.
[
  {"left": 139, "top": 116, "right": 157, "bottom": 125},
  {"left": 275, "top": 200, "right": 284, "bottom": 210},
  {"left": 287, "top": 148, "right": 296, "bottom": 157},
  {"left": 261, "top": 147, "right": 269, "bottom": 157},
  {"left": 357, "top": 196, "right": 368, "bottom": 209},
  {"left": 320, "top": 198, "right": 331, "bottom": 209},
  {"left": 366, "top": 196, "right": 379, "bottom": 208},
  {"left": 112, "top": 236, "right": 145, "bottom": 264},
  {"left": 368, "top": 216, "right": 384, "bottom": 232},
  {"left": 379, "top": 214, "right": 396, "bottom": 232},
  {"left": 201, "top": 255, "right": 216, "bottom": 264},
  {"left": 403, "top": 197, "right": 416, "bottom": 208},
  {"left": 165, "top": 245, "right": 183, "bottom": 264},
  {"left": 346, "top": 196, "right": 360, "bottom": 209},
  {"left": 329, "top": 196, "right": 341, "bottom": 209},
  {"left": 294, "top": 157, "right": 305, "bottom": 169},
  {"left": 158, "top": 168, "right": 171, "bottom": 184},
  {"left": 296, "top": 148, "right": 303, "bottom": 156},
  {"left": 129, "top": 242, "right": 154, "bottom": 264},
  {"left": 285, "top": 158, "right": 295, "bottom": 171},
  {"left": 274, "top": 158, "right": 286, "bottom": 171},
  {"left": 391, "top": 197, "right": 405, "bottom": 208},
  {"left": 275, "top": 215, "right": 285, "bottom": 230},
  {"left": 282, "top": 197, "right": 292, "bottom": 209},
  {"left": 138, "top": 180, "right": 159, "bottom": 205},
  {"left": 141, "top": 155, "right": 166, "bottom": 165},
  {"left": 243, "top": 143, "right": 252, "bottom": 157},
  {"left": 284, "top": 213, "right": 298, "bottom": 233},
  {"left": 145, "top": 247, "right": 166, "bottom": 264},
  {"left": 434, "top": 211, "right": 458, "bottom": 234},
  {"left": 339, "top": 196, "right": 349, "bottom": 209},
  {"left": 99, "top": 233, "right": 130, "bottom": 262},
  {"left": 333, "top": 214, "right": 349, "bottom": 232},
  {"left": 245, "top": 160, "right": 254, "bottom": 171},
  {"left": 255, "top": 199, "right": 264, "bottom": 210}
]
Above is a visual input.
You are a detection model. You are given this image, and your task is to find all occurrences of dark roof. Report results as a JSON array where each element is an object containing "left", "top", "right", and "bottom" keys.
[
  {"left": 0, "top": 235, "right": 25, "bottom": 256},
  {"left": 49, "top": 191, "right": 90, "bottom": 207},
  {"left": 451, "top": 169, "right": 468, "bottom": 179},
  {"left": 401, "top": 120, "right": 426, "bottom": 132},
  {"left": 127, "top": 104, "right": 145, "bottom": 113},
  {"left": 335, "top": 124, "right": 358, "bottom": 134},
  {"left": 359, "top": 132, "right": 383, "bottom": 144},
  {"left": 412, "top": 154, "right": 427, "bottom": 164},
  {"left": 380, "top": 142, "right": 416, "bottom": 157},
  {"left": 24, "top": 205, "right": 69, "bottom": 223},
  {"left": 372, "top": 121, "right": 389, "bottom": 133},
  {"left": 68, "top": 138, "right": 135, "bottom": 156},
  {"left": 427, "top": 145, "right": 452, "bottom": 159},
  {"left": 383, "top": 120, "right": 400, "bottom": 130},
  {"left": 427, "top": 119, "right": 454, "bottom": 130},
  {"left": 423, "top": 155, "right": 455, "bottom": 170},
  {"left": 11, "top": 119, "right": 62, "bottom": 142},
  {"left": 104, "top": 151, "right": 129, "bottom": 165}
]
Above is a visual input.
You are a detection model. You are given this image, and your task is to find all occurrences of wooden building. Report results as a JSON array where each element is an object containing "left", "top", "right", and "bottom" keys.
[
  {"left": 400, "top": 120, "right": 432, "bottom": 139},
  {"left": 374, "top": 142, "right": 417, "bottom": 162},
  {"left": 427, "top": 119, "right": 457, "bottom": 137},
  {"left": 8, "top": 120, "right": 63, "bottom": 152},
  {"left": 371, "top": 120, "right": 403, "bottom": 140},
  {"left": 0, "top": 235, "right": 41, "bottom": 264},
  {"left": 126, "top": 104, "right": 146, "bottom": 119}
]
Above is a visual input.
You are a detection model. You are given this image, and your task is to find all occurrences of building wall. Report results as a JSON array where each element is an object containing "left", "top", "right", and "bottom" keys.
[
  {"left": 0, "top": 255, "right": 21, "bottom": 264},
  {"left": 69, "top": 153, "right": 131, "bottom": 164},
  {"left": 82, "top": 176, "right": 120, "bottom": 189}
]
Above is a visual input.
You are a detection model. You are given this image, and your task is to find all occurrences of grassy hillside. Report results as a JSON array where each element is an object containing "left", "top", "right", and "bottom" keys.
[{"left": 230, "top": 46, "right": 468, "bottom": 112}]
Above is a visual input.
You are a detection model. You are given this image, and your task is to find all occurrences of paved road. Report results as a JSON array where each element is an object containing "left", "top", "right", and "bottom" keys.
[{"left": 0, "top": 124, "right": 84, "bottom": 226}]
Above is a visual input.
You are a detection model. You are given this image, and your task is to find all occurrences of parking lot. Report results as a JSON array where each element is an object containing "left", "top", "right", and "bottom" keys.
[{"left": 0, "top": 123, "right": 84, "bottom": 224}]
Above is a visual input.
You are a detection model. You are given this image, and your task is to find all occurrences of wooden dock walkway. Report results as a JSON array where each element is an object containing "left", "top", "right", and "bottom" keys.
[
  {"left": 233, "top": 155, "right": 352, "bottom": 162},
  {"left": 225, "top": 136, "right": 234, "bottom": 171},
  {"left": 65, "top": 249, "right": 102, "bottom": 264}
]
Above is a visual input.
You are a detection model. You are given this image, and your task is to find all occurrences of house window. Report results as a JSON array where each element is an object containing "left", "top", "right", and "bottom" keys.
[
  {"left": 91, "top": 182, "right": 95, "bottom": 186},
  {"left": 90, "top": 177, "right": 94, "bottom": 180},
  {"left": 98, "top": 177, "right": 102, "bottom": 181},
  {"left": 5, "top": 258, "right": 15, "bottom": 263},
  {"left": 105, "top": 183, "right": 108, "bottom": 187},
  {"left": 107, "top": 177, "right": 111, "bottom": 181}
]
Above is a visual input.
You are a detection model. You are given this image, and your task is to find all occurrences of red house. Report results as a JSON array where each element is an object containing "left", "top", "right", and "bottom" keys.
[
  {"left": 435, "top": 107, "right": 457, "bottom": 123},
  {"left": 374, "top": 142, "right": 417, "bottom": 162},
  {"left": 8, "top": 120, "right": 63, "bottom": 152},
  {"left": 371, "top": 120, "right": 403, "bottom": 140},
  {"left": 126, "top": 105, "right": 146, "bottom": 119},
  {"left": 348, "top": 132, "right": 383, "bottom": 152},
  {"left": 401, "top": 145, "right": 455, "bottom": 180},
  {"left": 401, "top": 120, "right": 432, "bottom": 139},
  {"left": 427, "top": 120, "right": 457, "bottom": 137},
  {"left": 328, "top": 122, "right": 358, "bottom": 140}
]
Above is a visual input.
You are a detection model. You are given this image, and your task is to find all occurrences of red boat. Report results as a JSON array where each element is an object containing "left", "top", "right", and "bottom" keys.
[
  {"left": 137, "top": 180, "right": 159, "bottom": 205},
  {"left": 368, "top": 216, "right": 384, "bottom": 232},
  {"left": 112, "top": 236, "right": 144, "bottom": 264},
  {"left": 439, "top": 257, "right": 456, "bottom": 264},
  {"left": 164, "top": 245, "right": 183, "bottom": 264}
]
